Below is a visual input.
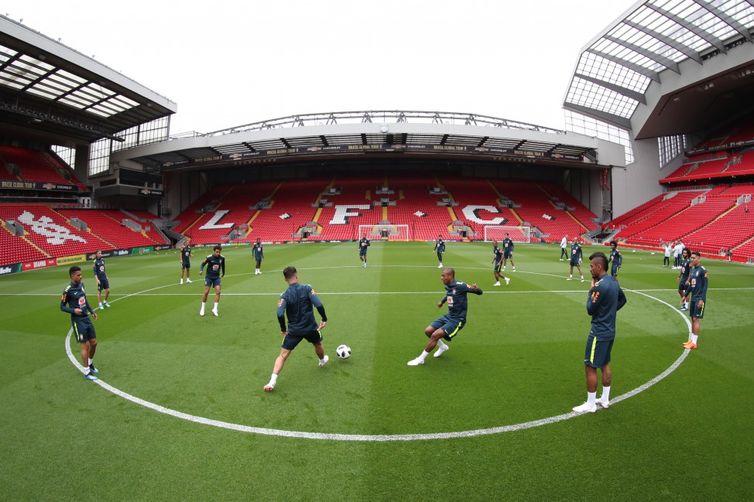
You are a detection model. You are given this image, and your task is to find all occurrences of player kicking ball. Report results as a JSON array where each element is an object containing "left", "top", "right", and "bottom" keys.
[{"left": 407, "top": 268, "right": 482, "bottom": 366}]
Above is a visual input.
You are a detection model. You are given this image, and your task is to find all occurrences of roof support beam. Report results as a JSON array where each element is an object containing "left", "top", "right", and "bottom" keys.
[
  {"left": 587, "top": 49, "right": 661, "bottom": 82},
  {"left": 604, "top": 35, "right": 680, "bottom": 73},
  {"left": 563, "top": 102, "right": 633, "bottom": 129},
  {"left": 622, "top": 20, "right": 703, "bottom": 64},
  {"left": 574, "top": 73, "right": 647, "bottom": 104},
  {"left": 692, "top": 0, "right": 752, "bottom": 43},
  {"left": 645, "top": 3, "right": 728, "bottom": 54}
]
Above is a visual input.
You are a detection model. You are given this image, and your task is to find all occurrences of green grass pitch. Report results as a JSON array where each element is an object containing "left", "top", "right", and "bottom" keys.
[{"left": 1, "top": 242, "right": 752, "bottom": 500}]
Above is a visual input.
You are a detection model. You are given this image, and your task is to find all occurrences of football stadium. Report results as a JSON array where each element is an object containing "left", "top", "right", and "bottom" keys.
[{"left": 1, "top": 2, "right": 753, "bottom": 499}]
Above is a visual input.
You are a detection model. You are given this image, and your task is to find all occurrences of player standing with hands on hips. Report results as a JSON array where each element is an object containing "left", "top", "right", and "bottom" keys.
[
  {"left": 573, "top": 252, "right": 627, "bottom": 413},
  {"left": 61, "top": 266, "right": 100, "bottom": 381},
  {"left": 263, "top": 266, "right": 329, "bottom": 392},
  {"left": 199, "top": 246, "right": 225, "bottom": 317}
]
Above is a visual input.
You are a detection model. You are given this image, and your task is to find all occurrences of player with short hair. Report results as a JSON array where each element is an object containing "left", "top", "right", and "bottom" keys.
[
  {"left": 199, "top": 245, "right": 225, "bottom": 317},
  {"left": 61, "top": 266, "right": 99, "bottom": 381},
  {"left": 358, "top": 235, "right": 370, "bottom": 268},
  {"left": 677, "top": 248, "right": 692, "bottom": 311},
  {"left": 407, "top": 268, "right": 483, "bottom": 366},
  {"left": 434, "top": 235, "right": 445, "bottom": 268},
  {"left": 492, "top": 241, "right": 510, "bottom": 286},
  {"left": 502, "top": 233, "right": 516, "bottom": 271},
  {"left": 252, "top": 237, "right": 264, "bottom": 275},
  {"left": 263, "top": 266, "right": 329, "bottom": 392},
  {"left": 560, "top": 235, "right": 569, "bottom": 261},
  {"left": 608, "top": 241, "right": 622, "bottom": 278},
  {"left": 684, "top": 251, "right": 708, "bottom": 350},
  {"left": 567, "top": 239, "right": 585, "bottom": 282},
  {"left": 572, "top": 252, "right": 627, "bottom": 413},
  {"left": 180, "top": 242, "right": 192, "bottom": 285}
]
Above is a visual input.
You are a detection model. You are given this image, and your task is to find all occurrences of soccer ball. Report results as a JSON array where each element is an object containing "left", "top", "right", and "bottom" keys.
[{"left": 336, "top": 344, "right": 352, "bottom": 359}]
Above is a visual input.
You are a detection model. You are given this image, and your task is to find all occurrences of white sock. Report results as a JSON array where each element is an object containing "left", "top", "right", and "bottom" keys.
[
  {"left": 691, "top": 333, "right": 698, "bottom": 344},
  {"left": 436, "top": 340, "right": 447, "bottom": 350},
  {"left": 600, "top": 386, "right": 610, "bottom": 402},
  {"left": 200, "top": 302, "right": 205, "bottom": 311},
  {"left": 269, "top": 373, "right": 278, "bottom": 385},
  {"left": 587, "top": 391, "right": 596, "bottom": 405},
  {"left": 418, "top": 350, "right": 430, "bottom": 361},
  {"left": 569, "top": 274, "right": 572, "bottom": 279},
  {"left": 88, "top": 358, "right": 93, "bottom": 365},
  {"left": 213, "top": 302, "right": 219, "bottom": 311}
]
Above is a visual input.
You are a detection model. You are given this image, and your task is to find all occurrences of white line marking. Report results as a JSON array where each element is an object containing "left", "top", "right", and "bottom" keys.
[{"left": 64, "top": 281, "right": 694, "bottom": 441}]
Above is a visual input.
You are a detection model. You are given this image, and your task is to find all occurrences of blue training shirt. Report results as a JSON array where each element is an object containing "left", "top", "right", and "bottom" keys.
[
  {"left": 688, "top": 265, "right": 708, "bottom": 301},
  {"left": 440, "top": 280, "right": 483, "bottom": 322},
  {"left": 586, "top": 274, "right": 627, "bottom": 341},
  {"left": 277, "top": 283, "right": 327, "bottom": 335}
]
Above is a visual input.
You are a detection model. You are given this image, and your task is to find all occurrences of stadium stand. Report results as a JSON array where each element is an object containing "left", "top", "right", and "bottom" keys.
[
  {"left": 608, "top": 184, "right": 754, "bottom": 262},
  {"left": 57, "top": 209, "right": 168, "bottom": 249},
  {"left": 246, "top": 180, "right": 323, "bottom": 242},
  {"left": 168, "top": 176, "right": 598, "bottom": 244},
  {"left": 0, "top": 220, "right": 49, "bottom": 264},
  {"left": 0, "top": 146, "right": 84, "bottom": 189},
  {"left": 387, "top": 177, "right": 454, "bottom": 241},
  {"left": 0, "top": 204, "right": 113, "bottom": 258},
  {"left": 490, "top": 180, "right": 597, "bottom": 242}
]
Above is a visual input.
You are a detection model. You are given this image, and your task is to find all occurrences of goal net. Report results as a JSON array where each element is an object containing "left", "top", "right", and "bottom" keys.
[
  {"left": 483, "top": 225, "right": 531, "bottom": 243},
  {"left": 358, "top": 224, "right": 410, "bottom": 241}
]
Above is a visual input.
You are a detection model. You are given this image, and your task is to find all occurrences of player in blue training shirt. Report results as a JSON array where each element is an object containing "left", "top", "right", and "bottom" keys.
[
  {"left": 677, "top": 248, "right": 691, "bottom": 311},
  {"left": 567, "top": 239, "right": 585, "bottom": 282},
  {"left": 263, "top": 266, "right": 329, "bottom": 392},
  {"left": 358, "top": 235, "right": 370, "bottom": 268},
  {"left": 434, "top": 235, "right": 445, "bottom": 268},
  {"left": 492, "top": 241, "right": 510, "bottom": 286},
  {"left": 502, "top": 233, "right": 516, "bottom": 271},
  {"left": 573, "top": 252, "right": 627, "bottom": 413},
  {"left": 608, "top": 240, "right": 622, "bottom": 278},
  {"left": 252, "top": 237, "right": 264, "bottom": 275},
  {"left": 180, "top": 242, "right": 192, "bottom": 285},
  {"left": 407, "top": 267, "right": 483, "bottom": 366},
  {"left": 199, "top": 245, "right": 225, "bottom": 317},
  {"left": 684, "top": 251, "right": 708, "bottom": 350},
  {"left": 61, "top": 266, "right": 100, "bottom": 380},
  {"left": 92, "top": 250, "right": 111, "bottom": 309}
]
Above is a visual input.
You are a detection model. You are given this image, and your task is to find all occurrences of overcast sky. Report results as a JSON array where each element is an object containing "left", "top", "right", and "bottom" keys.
[{"left": 7, "top": 0, "right": 632, "bottom": 134}]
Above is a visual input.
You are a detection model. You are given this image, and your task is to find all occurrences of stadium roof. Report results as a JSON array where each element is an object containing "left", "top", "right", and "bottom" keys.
[
  {"left": 563, "top": 0, "right": 754, "bottom": 131},
  {"left": 0, "top": 15, "right": 176, "bottom": 144},
  {"left": 113, "top": 111, "right": 614, "bottom": 172}
]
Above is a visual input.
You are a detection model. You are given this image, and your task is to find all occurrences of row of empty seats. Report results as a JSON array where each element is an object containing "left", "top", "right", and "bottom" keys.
[
  {"left": 0, "top": 146, "right": 86, "bottom": 190},
  {"left": 608, "top": 184, "right": 754, "bottom": 261},
  {"left": 57, "top": 209, "right": 167, "bottom": 249},
  {"left": 661, "top": 150, "right": 754, "bottom": 184},
  {"left": 171, "top": 177, "right": 598, "bottom": 244}
]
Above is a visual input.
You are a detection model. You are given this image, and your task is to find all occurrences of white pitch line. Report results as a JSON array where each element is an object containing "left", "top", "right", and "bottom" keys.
[{"left": 64, "top": 281, "right": 694, "bottom": 441}]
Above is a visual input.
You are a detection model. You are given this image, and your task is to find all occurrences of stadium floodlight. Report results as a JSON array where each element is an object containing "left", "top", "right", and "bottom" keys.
[{"left": 483, "top": 225, "right": 531, "bottom": 243}]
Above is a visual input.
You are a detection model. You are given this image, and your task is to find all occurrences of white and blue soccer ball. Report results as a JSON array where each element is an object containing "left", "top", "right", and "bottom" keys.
[{"left": 336, "top": 344, "right": 352, "bottom": 359}]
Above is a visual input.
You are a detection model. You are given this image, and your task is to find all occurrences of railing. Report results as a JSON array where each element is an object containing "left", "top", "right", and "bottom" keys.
[{"left": 169, "top": 111, "right": 567, "bottom": 139}]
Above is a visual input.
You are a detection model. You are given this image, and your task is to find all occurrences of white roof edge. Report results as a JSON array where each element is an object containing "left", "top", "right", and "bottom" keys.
[{"left": 0, "top": 15, "right": 177, "bottom": 112}]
